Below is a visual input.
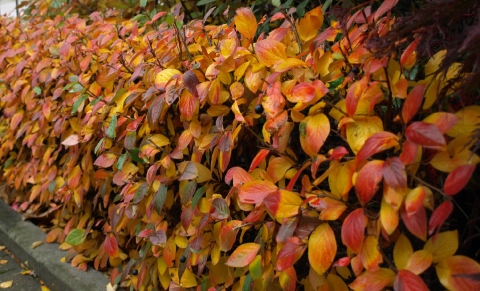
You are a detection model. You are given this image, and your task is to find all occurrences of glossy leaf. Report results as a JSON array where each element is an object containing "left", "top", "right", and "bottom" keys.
[{"left": 308, "top": 223, "right": 336, "bottom": 275}]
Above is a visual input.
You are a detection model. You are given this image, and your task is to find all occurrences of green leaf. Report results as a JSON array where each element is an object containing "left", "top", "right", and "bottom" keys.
[
  {"left": 33, "top": 86, "right": 42, "bottom": 95},
  {"left": 296, "top": 0, "right": 309, "bottom": 17},
  {"left": 128, "top": 148, "right": 145, "bottom": 164},
  {"left": 69, "top": 83, "right": 83, "bottom": 93},
  {"left": 152, "top": 183, "right": 167, "bottom": 214},
  {"left": 71, "top": 94, "right": 88, "bottom": 114},
  {"left": 322, "top": 0, "right": 333, "bottom": 13},
  {"left": 116, "top": 153, "right": 127, "bottom": 170},
  {"left": 65, "top": 228, "right": 86, "bottom": 246},
  {"left": 242, "top": 274, "right": 253, "bottom": 291},
  {"left": 69, "top": 75, "right": 79, "bottom": 83},
  {"left": 191, "top": 186, "right": 206, "bottom": 209},
  {"left": 166, "top": 14, "right": 175, "bottom": 25},
  {"left": 197, "top": 0, "right": 216, "bottom": 6},
  {"left": 107, "top": 115, "right": 117, "bottom": 139},
  {"left": 176, "top": 21, "right": 184, "bottom": 29},
  {"left": 272, "top": 0, "right": 281, "bottom": 8},
  {"left": 94, "top": 138, "right": 105, "bottom": 154},
  {"left": 133, "top": 182, "right": 149, "bottom": 204},
  {"left": 140, "top": 0, "right": 147, "bottom": 8}
]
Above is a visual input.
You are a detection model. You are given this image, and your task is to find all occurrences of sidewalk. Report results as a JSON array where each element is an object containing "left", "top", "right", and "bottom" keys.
[{"left": 0, "top": 199, "right": 109, "bottom": 291}]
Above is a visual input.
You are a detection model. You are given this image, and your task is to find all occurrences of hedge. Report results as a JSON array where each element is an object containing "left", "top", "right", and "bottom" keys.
[{"left": 1, "top": 0, "right": 480, "bottom": 290}]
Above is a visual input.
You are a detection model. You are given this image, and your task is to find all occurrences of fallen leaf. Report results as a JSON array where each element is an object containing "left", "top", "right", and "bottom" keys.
[
  {"left": 31, "top": 241, "right": 43, "bottom": 249},
  {"left": 0, "top": 260, "right": 7, "bottom": 265},
  {"left": 0, "top": 281, "right": 13, "bottom": 288}
]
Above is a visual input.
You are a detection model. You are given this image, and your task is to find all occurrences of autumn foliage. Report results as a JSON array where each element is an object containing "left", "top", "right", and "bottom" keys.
[{"left": 1, "top": 0, "right": 480, "bottom": 290}]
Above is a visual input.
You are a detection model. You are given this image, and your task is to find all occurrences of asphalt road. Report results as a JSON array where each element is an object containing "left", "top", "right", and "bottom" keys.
[{"left": 0, "top": 245, "right": 45, "bottom": 291}]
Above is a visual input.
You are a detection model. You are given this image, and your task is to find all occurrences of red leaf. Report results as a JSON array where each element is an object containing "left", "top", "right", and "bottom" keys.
[
  {"left": 105, "top": 234, "right": 119, "bottom": 258},
  {"left": 399, "top": 139, "right": 418, "bottom": 165},
  {"left": 328, "top": 146, "right": 349, "bottom": 161},
  {"left": 394, "top": 270, "right": 429, "bottom": 291},
  {"left": 249, "top": 149, "right": 270, "bottom": 172},
  {"left": 401, "top": 204, "right": 427, "bottom": 241},
  {"left": 429, "top": 201, "right": 453, "bottom": 236},
  {"left": 400, "top": 37, "right": 421, "bottom": 69},
  {"left": 341, "top": 209, "right": 365, "bottom": 253},
  {"left": 406, "top": 122, "right": 446, "bottom": 150},
  {"left": 402, "top": 85, "right": 425, "bottom": 124},
  {"left": 443, "top": 164, "right": 476, "bottom": 195},
  {"left": 374, "top": 0, "right": 399, "bottom": 22},
  {"left": 276, "top": 237, "right": 306, "bottom": 271},
  {"left": 383, "top": 157, "right": 407, "bottom": 190},
  {"left": 356, "top": 132, "right": 399, "bottom": 165},
  {"left": 333, "top": 257, "right": 351, "bottom": 267},
  {"left": 355, "top": 160, "right": 384, "bottom": 205}
]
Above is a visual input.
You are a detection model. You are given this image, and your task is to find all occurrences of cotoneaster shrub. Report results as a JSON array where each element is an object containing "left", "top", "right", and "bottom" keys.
[{"left": 1, "top": 0, "right": 480, "bottom": 290}]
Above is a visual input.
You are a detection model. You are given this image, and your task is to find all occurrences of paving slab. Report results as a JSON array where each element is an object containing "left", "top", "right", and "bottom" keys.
[{"left": 0, "top": 199, "right": 109, "bottom": 291}]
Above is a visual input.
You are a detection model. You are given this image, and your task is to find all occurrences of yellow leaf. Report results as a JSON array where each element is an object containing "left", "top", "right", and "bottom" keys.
[
  {"left": 31, "top": 241, "right": 43, "bottom": 249},
  {"left": 41, "top": 286, "right": 51, "bottom": 291},
  {"left": 430, "top": 135, "right": 480, "bottom": 172},
  {"left": 405, "top": 250, "right": 433, "bottom": 275},
  {"left": 266, "top": 157, "right": 294, "bottom": 183},
  {"left": 254, "top": 39, "right": 287, "bottom": 67},
  {"left": 447, "top": 106, "right": 480, "bottom": 138},
  {"left": 394, "top": 234, "right": 413, "bottom": 270},
  {"left": 264, "top": 190, "right": 303, "bottom": 219},
  {"left": 328, "top": 160, "right": 355, "bottom": 199},
  {"left": 155, "top": 69, "right": 182, "bottom": 90},
  {"left": 346, "top": 116, "right": 383, "bottom": 154},
  {"left": 424, "top": 230, "right": 458, "bottom": 263},
  {"left": 327, "top": 273, "right": 349, "bottom": 291},
  {"left": 148, "top": 134, "right": 170, "bottom": 147},
  {"left": 0, "top": 260, "right": 7, "bottom": 265},
  {"left": 308, "top": 223, "right": 336, "bottom": 275},
  {"left": 273, "top": 58, "right": 306, "bottom": 72},
  {"left": 300, "top": 113, "right": 330, "bottom": 157},
  {"left": 0, "top": 281, "right": 13, "bottom": 288},
  {"left": 169, "top": 267, "right": 198, "bottom": 288},
  {"left": 296, "top": 6, "right": 324, "bottom": 43},
  {"left": 380, "top": 197, "right": 399, "bottom": 235},
  {"left": 361, "top": 236, "right": 382, "bottom": 272},
  {"left": 235, "top": 8, "right": 257, "bottom": 40}
]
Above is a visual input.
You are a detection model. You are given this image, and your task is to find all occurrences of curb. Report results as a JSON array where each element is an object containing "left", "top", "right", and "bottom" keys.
[{"left": 0, "top": 199, "right": 109, "bottom": 291}]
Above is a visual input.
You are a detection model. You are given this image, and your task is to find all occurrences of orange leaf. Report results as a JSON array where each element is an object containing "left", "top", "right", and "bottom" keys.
[
  {"left": 225, "top": 243, "right": 260, "bottom": 267},
  {"left": 288, "top": 82, "right": 316, "bottom": 103},
  {"left": 235, "top": 8, "right": 257, "bottom": 40},
  {"left": 273, "top": 58, "right": 306, "bottom": 72},
  {"left": 380, "top": 197, "right": 399, "bottom": 235},
  {"left": 255, "top": 39, "right": 287, "bottom": 67},
  {"left": 360, "top": 236, "right": 382, "bottom": 272},
  {"left": 264, "top": 190, "right": 303, "bottom": 219},
  {"left": 405, "top": 187, "right": 426, "bottom": 217},
  {"left": 296, "top": 6, "right": 324, "bottom": 42},
  {"left": 355, "top": 160, "right": 384, "bottom": 205},
  {"left": 349, "top": 268, "right": 396, "bottom": 291},
  {"left": 104, "top": 234, "right": 119, "bottom": 258},
  {"left": 374, "top": 0, "right": 399, "bottom": 22},
  {"left": 299, "top": 113, "right": 330, "bottom": 157},
  {"left": 237, "top": 180, "right": 278, "bottom": 204},
  {"left": 356, "top": 131, "right": 399, "bottom": 165},
  {"left": 308, "top": 223, "right": 336, "bottom": 275},
  {"left": 405, "top": 250, "right": 433, "bottom": 275},
  {"left": 402, "top": 84, "right": 425, "bottom": 124},
  {"left": 428, "top": 201, "right": 453, "bottom": 236},
  {"left": 394, "top": 270, "right": 429, "bottom": 291},
  {"left": 225, "top": 167, "right": 253, "bottom": 187},
  {"left": 249, "top": 149, "right": 270, "bottom": 172},
  {"left": 443, "top": 164, "right": 476, "bottom": 195},
  {"left": 400, "top": 37, "right": 421, "bottom": 70},
  {"left": 341, "top": 208, "right": 365, "bottom": 253},
  {"left": 266, "top": 157, "right": 294, "bottom": 183},
  {"left": 436, "top": 255, "right": 480, "bottom": 291}
]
